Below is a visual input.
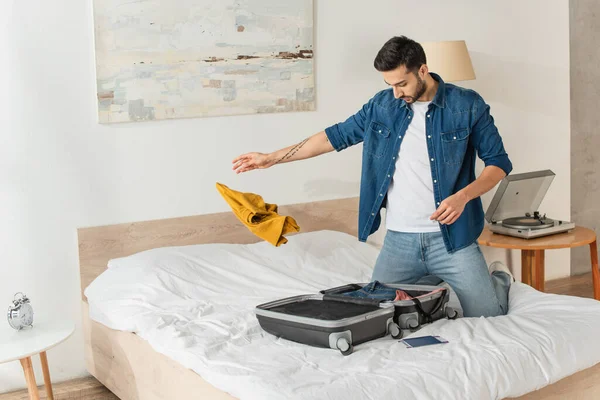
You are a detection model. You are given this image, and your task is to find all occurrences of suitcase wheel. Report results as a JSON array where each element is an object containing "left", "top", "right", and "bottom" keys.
[
  {"left": 446, "top": 307, "right": 459, "bottom": 320},
  {"left": 336, "top": 337, "right": 353, "bottom": 356},
  {"left": 407, "top": 318, "right": 420, "bottom": 331},
  {"left": 390, "top": 323, "right": 403, "bottom": 339}
]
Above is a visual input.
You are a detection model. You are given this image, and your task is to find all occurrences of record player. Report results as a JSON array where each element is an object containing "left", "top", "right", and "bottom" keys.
[{"left": 485, "top": 170, "right": 574, "bottom": 239}]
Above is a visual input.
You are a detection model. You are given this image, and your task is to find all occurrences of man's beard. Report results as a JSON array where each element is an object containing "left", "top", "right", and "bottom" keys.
[{"left": 403, "top": 74, "right": 427, "bottom": 103}]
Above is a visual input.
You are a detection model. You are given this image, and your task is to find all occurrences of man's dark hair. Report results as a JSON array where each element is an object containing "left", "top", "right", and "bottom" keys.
[{"left": 373, "top": 36, "right": 427, "bottom": 73}]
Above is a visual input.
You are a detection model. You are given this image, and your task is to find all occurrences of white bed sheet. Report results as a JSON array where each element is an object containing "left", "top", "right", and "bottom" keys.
[{"left": 84, "top": 230, "right": 600, "bottom": 400}]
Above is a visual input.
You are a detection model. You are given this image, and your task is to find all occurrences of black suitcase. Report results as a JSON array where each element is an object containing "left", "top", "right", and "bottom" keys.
[
  {"left": 255, "top": 282, "right": 458, "bottom": 355},
  {"left": 255, "top": 293, "right": 398, "bottom": 355}
]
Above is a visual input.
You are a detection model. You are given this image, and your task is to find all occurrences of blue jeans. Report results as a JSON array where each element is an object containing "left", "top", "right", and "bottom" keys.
[{"left": 372, "top": 230, "right": 511, "bottom": 317}]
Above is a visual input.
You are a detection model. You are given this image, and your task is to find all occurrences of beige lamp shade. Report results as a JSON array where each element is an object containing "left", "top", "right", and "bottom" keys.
[{"left": 421, "top": 40, "right": 476, "bottom": 82}]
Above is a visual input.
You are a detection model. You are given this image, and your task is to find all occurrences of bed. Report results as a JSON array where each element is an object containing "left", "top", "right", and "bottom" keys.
[{"left": 78, "top": 197, "right": 600, "bottom": 400}]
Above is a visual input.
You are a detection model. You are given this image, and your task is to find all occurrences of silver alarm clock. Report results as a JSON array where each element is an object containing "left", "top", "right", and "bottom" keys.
[{"left": 7, "top": 292, "right": 34, "bottom": 330}]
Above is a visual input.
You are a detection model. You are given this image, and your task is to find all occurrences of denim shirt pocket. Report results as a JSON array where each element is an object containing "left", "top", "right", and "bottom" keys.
[
  {"left": 364, "top": 121, "right": 391, "bottom": 158},
  {"left": 441, "top": 128, "right": 470, "bottom": 165}
]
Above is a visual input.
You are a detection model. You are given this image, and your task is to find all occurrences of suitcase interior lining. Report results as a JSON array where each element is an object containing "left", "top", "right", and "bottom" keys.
[{"left": 266, "top": 299, "right": 381, "bottom": 320}]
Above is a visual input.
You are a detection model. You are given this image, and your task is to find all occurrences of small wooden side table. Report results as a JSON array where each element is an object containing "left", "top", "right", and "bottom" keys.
[
  {"left": 478, "top": 225, "right": 600, "bottom": 299},
  {"left": 0, "top": 320, "right": 74, "bottom": 400}
]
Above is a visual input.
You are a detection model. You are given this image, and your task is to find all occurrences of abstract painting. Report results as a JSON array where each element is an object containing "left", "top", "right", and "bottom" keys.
[{"left": 92, "top": 0, "right": 314, "bottom": 123}]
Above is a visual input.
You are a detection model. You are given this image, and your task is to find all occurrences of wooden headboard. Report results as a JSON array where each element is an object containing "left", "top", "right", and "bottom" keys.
[{"left": 77, "top": 197, "right": 359, "bottom": 300}]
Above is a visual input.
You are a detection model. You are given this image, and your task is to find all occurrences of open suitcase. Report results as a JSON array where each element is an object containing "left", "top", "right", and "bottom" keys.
[{"left": 255, "top": 282, "right": 458, "bottom": 355}]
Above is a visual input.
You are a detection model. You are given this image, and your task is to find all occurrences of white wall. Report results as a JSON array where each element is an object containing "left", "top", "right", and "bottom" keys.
[{"left": 0, "top": 0, "right": 569, "bottom": 392}]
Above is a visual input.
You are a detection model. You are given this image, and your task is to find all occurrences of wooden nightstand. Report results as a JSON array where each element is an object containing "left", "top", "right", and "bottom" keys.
[{"left": 478, "top": 225, "right": 600, "bottom": 299}]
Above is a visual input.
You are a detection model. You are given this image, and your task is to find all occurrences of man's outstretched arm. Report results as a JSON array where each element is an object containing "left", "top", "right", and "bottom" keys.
[{"left": 232, "top": 131, "right": 334, "bottom": 174}]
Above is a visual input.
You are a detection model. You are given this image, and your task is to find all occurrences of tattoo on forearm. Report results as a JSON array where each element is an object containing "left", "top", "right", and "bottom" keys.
[{"left": 275, "top": 138, "right": 310, "bottom": 165}]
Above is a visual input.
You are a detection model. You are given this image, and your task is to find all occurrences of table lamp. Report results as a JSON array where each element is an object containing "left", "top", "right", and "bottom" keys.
[{"left": 420, "top": 40, "right": 476, "bottom": 82}]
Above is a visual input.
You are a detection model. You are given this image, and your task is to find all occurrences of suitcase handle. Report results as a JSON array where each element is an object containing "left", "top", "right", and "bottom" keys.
[
  {"left": 319, "top": 284, "right": 364, "bottom": 295},
  {"left": 322, "top": 293, "right": 384, "bottom": 306}
]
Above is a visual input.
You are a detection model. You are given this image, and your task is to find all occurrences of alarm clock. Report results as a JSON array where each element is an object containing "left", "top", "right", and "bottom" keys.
[{"left": 7, "top": 292, "right": 34, "bottom": 330}]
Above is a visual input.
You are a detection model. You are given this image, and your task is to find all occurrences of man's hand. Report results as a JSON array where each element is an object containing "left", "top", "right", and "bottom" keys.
[
  {"left": 429, "top": 166, "right": 506, "bottom": 225},
  {"left": 430, "top": 191, "right": 469, "bottom": 225},
  {"left": 232, "top": 152, "right": 276, "bottom": 174}
]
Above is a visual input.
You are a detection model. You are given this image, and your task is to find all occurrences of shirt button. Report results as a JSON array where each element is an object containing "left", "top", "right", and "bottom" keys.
[
  {"left": 434, "top": 180, "right": 437, "bottom": 183},
  {"left": 437, "top": 202, "right": 440, "bottom": 205},
  {"left": 380, "top": 194, "right": 383, "bottom": 197},
  {"left": 428, "top": 135, "right": 431, "bottom": 138},
  {"left": 393, "top": 156, "right": 396, "bottom": 160},
  {"left": 398, "top": 135, "right": 402, "bottom": 139},
  {"left": 388, "top": 174, "right": 391, "bottom": 178},
  {"left": 378, "top": 130, "right": 382, "bottom": 133},
  {"left": 371, "top": 213, "right": 375, "bottom": 216},
  {"left": 431, "top": 158, "right": 434, "bottom": 161},
  {"left": 427, "top": 115, "right": 431, "bottom": 118},
  {"left": 453, "top": 136, "right": 457, "bottom": 140},
  {"left": 408, "top": 116, "right": 411, "bottom": 119}
]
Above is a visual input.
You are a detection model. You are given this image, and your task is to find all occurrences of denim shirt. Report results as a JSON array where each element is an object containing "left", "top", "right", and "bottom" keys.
[{"left": 324, "top": 73, "right": 512, "bottom": 253}]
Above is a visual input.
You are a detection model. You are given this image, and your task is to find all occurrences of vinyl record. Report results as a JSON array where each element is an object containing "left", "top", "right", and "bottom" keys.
[{"left": 502, "top": 216, "right": 555, "bottom": 230}]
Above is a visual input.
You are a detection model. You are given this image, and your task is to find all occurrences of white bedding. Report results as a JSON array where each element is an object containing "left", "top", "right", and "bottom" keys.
[{"left": 84, "top": 230, "right": 600, "bottom": 400}]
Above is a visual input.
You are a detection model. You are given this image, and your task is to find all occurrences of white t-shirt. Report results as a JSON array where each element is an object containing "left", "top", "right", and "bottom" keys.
[{"left": 385, "top": 101, "right": 440, "bottom": 232}]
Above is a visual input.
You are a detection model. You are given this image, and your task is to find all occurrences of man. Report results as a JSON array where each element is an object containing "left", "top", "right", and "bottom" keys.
[{"left": 232, "top": 36, "right": 513, "bottom": 318}]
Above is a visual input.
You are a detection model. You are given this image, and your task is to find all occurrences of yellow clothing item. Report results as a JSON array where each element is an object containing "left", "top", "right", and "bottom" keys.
[{"left": 216, "top": 183, "right": 300, "bottom": 247}]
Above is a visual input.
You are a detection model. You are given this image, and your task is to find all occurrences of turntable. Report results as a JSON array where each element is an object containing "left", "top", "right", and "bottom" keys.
[{"left": 485, "top": 170, "right": 575, "bottom": 239}]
